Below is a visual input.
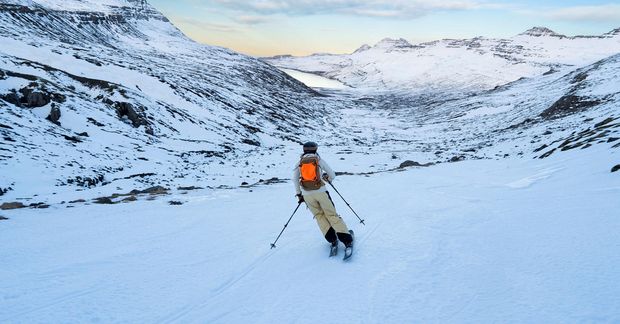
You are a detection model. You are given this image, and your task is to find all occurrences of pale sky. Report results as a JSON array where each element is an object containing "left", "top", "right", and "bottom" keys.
[{"left": 148, "top": 0, "right": 620, "bottom": 57}]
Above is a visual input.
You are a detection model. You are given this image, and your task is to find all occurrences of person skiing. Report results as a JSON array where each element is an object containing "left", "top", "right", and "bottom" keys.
[{"left": 293, "top": 141, "right": 353, "bottom": 256}]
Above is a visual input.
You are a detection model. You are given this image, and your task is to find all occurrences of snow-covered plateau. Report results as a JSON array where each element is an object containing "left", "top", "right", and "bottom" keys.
[{"left": 1, "top": 0, "right": 619, "bottom": 322}]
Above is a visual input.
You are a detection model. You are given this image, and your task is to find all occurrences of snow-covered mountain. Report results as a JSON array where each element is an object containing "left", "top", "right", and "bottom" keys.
[
  {"left": 0, "top": 0, "right": 354, "bottom": 200},
  {"left": 1, "top": 2, "right": 619, "bottom": 322},
  {"left": 263, "top": 27, "right": 620, "bottom": 92},
  {"left": 1, "top": 1, "right": 618, "bottom": 206}
]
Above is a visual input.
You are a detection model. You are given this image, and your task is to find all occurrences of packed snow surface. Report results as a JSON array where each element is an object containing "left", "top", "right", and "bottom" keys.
[{"left": 1, "top": 147, "right": 619, "bottom": 323}]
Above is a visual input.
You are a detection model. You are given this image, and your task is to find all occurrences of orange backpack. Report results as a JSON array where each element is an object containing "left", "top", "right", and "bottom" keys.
[{"left": 299, "top": 154, "right": 323, "bottom": 190}]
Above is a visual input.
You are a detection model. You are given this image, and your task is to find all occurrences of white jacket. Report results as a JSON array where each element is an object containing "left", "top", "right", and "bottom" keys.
[{"left": 292, "top": 153, "right": 336, "bottom": 195}]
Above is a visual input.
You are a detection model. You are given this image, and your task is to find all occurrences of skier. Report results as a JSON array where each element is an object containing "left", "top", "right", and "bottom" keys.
[{"left": 293, "top": 141, "right": 353, "bottom": 257}]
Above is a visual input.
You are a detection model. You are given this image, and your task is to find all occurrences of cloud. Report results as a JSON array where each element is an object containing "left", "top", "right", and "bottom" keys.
[
  {"left": 234, "top": 15, "right": 272, "bottom": 25},
  {"left": 210, "top": 0, "right": 490, "bottom": 18},
  {"left": 170, "top": 15, "right": 239, "bottom": 32},
  {"left": 545, "top": 4, "right": 620, "bottom": 22}
]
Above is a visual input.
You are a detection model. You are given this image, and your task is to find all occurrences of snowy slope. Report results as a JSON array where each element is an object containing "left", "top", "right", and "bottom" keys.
[
  {"left": 0, "top": 0, "right": 355, "bottom": 201},
  {"left": 1, "top": 144, "right": 618, "bottom": 323},
  {"left": 0, "top": 1, "right": 618, "bottom": 215},
  {"left": 263, "top": 27, "right": 620, "bottom": 92}
]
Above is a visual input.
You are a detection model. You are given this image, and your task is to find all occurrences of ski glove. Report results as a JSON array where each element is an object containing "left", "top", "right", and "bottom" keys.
[
  {"left": 322, "top": 173, "right": 331, "bottom": 182},
  {"left": 296, "top": 194, "right": 304, "bottom": 204}
]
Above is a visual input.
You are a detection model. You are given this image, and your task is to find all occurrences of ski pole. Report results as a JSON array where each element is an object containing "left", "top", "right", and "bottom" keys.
[
  {"left": 327, "top": 181, "right": 366, "bottom": 225},
  {"left": 270, "top": 202, "right": 302, "bottom": 249}
]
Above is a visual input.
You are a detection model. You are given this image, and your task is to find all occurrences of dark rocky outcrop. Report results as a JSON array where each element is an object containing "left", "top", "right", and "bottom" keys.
[
  {"left": 63, "top": 135, "right": 82, "bottom": 143},
  {"left": 122, "top": 196, "right": 137, "bottom": 202},
  {"left": 21, "top": 88, "right": 50, "bottom": 107},
  {"left": 1, "top": 91, "right": 21, "bottom": 106},
  {"left": 595, "top": 117, "right": 615, "bottom": 128},
  {"left": 258, "top": 177, "right": 287, "bottom": 185},
  {"left": 115, "top": 102, "right": 143, "bottom": 126},
  {"left": 533, "top": 144, "right": 548, "bottom": 153},
  {"left": 1, "top": 85, "right": 65, "bottom": 108},
  {"left": 87, "top": 117, "right": 105, "bottom": 127},
  {"left": 93, "top": 197, "right": 115, "bottom": 204},
  {"left": 0, "top": 186, "right": 12, "bottom": 196},
  {"left": 130, "top": 186, "right": 168, "bottom": 195},
  {"left": 242, "top": 139, "right": 261, "bottom": 146},
  {"left": 46, "top": 104, "right": 61, "bottom": 125},
  {"left": 399, "top": 160, "right": 432, "bottom": 168},
  {"left": 540, "top": 95, "right": 602, "bottom": 120},
  {"left": 65, "top": 174, "right": 105, "bottom": 187},
  {"left": 29, "top": 202, "right": 50, "bottom": 209},
  {"left": 178, "top": 186, "right": 203, "bottom": 191},
  {"left": 113, "top": 101, "right": 153, "bottom": 135},
  {"left": 612, "top": 164, "right": 620, "bottom": 173},
  {"left": 0, "top": 202, "right": 25, "bottom": 210}
]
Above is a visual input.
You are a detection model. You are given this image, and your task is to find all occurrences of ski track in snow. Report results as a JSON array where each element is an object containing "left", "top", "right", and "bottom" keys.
[
  {"left": 156, "top": 252, "right": 276, "bottom": 324},
  {"left": 2, "top": 147, "right": 618, "bottom": 323}
]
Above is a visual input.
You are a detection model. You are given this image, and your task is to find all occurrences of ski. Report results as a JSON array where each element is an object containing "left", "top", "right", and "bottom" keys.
[
  {"left": 343, "top": 230, "right": 354, "bottom": 261},
  {"left": 329, "top": 243, "right": 338, "bottom": 257}
]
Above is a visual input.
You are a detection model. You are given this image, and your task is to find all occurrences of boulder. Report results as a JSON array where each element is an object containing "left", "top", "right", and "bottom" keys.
[
  {"left": 399, "top": 160, "right": 422, "bottom": 168},
  {"left": 29, "top": 202, "right": 50, "bottom": 209},
  {"left": 46, "top": 104, "right": 61, "bottom": 125},
  {"left": 115, "top": 102, "right": 144, "bottom": 127},
  {"left": 612, "top": 164, "right": 620, "bottom": 173},
  {"left": 122, "top": 196, "right": 137, "bottom": 202},
  {"left": 141, "top": 186, "right": 168, "bottom": 195},
  {"left": 24, "top": 91, "right": 50, "bottom": 107},
  {"left": 0, "top": 202, "right": 26, "bottom": 210},
  {"left": 93, "top": 197, "right": 115, "bottom": 204},
  {"left": 1, "top": 91, "right": 21, "bottom": 106}
]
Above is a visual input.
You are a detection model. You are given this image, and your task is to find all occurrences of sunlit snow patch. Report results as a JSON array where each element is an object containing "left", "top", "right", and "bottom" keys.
[{"left": 506, "top": 167, "right": 563, "bottom": 189}]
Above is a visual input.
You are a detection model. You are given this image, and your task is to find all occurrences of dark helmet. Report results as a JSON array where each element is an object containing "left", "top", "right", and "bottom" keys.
[{"left": 303, "top": 141, "right": 318, "bottom": 153}]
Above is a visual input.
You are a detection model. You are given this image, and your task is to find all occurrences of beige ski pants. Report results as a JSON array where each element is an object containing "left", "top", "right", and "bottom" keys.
[{"left": 303, "top": 191, "right": 349, "bottom": 236}]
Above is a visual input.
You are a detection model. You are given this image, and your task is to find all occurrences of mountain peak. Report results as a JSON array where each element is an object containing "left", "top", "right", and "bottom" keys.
[
  {"left": 603, "top": 28, "right": 620, "bottom": 37},
  {"left": 373, "top": 38, "right": 413, "bottom": 50},
  {"left": 353, "top": 44, "right": 371, "bottom": 53},
  {"left": 519, "top": 27, "right": 564, "bottom": 38}
]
